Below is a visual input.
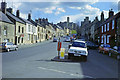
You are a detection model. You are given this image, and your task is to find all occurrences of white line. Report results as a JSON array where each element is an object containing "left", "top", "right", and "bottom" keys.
[{"left": 37, "top": 66, "right": 94, "bottom": 78}]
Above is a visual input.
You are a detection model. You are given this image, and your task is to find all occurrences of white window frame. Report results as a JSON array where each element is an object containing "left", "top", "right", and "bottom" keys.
[
  {"left": 28, "top": 34, "right": 30, "bottom": 40},
  {"left": 101, "top": 36, "right": 103, "bottom": 43},
  {"left": 104, "top": 24, "right": 106, "bottom": 32},
  {"left": 102, "top": 26, "right": 103, "bottom": 33},
  {"left": 107, "top": 23, "right": 109, "bottom": 31},
  {"left": 4, "top": 30, "right": 7, "bottom": 35},
  {"left": 104, "top": 35, "right": 106, "bottom": 44},
  {"left": 112, "top": 20, "right": 114, "bottom": 29},
  {"left": 107, "top": 35, "right": 111, "bottom": 43}
]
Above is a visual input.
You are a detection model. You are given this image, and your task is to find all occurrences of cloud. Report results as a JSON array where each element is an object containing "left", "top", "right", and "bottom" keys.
[
  {"left": 55, "top": 8, "right": 66, "bottom": 15},
  {"left": 57, "top": 4, "right": 110, "bottom": 24},
  {"left": 57, "top": 8, "right": 65, "bottom": 12},
  {"left": 69, "top": 7, "right": 82, "bottom": 10},
  {"left": 38, "top": 6, "right": 56, "bottom": 14},
  {"left": 6, "top": 0, "right": 119, "bottom": 2}
]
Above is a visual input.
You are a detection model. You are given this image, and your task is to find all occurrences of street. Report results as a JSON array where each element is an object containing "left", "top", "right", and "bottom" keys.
[{"left": 2, "top": 39, "right": 119, "bottom": 79}]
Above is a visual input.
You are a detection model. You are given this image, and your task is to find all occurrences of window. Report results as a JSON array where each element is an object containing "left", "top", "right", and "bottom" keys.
[
  {"left": 21, "top": 38, "right": 23, "bottom": 43},
  {"left": 4, "top": 26, "right": 7, "bottom": 36},
  {"left": 112, "top": 20, "right": 114, "bottom": 29},
  {"left": 22, "top": 27, "right": 24, "bottom": 33},
  {"left": 28, "top": 34, "right": 30, "bottom": 40},
  {"left": 107, "top": 35, "right": 111, "bottom": 43},
  {"left": 38, "top": 33, "right": 39, "bottom": 39},
  {"left": 107, "top": 23, "right": 109, "bottom": 31},
  {"left": 0, "top": 26, "right": 1, "bottom": 35},
  {"left": 102, "top": 26, "right": 103, "bottom": 33},
  {"left": 104, "top": 24, "right": 106, "bottom": 32},
  {"left": 38, "top": 27, "right": 40, "bottom": 32},
  {"left": 101, "top": 36, "right": 103, "bottom": 43},
  {"left": 18, "top": 26, "right": 20, "bottom": 33},
  {"left": 18, "top": 37, "right": 20, "bottom": 43},
  {"left": 28, "top": 25, "right": 30, "bottom": 32},
  {"left": 104, "top": 35, "right": 106, "bottom": 44}
]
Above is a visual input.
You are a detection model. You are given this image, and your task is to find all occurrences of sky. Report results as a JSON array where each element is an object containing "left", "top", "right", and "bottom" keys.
[{"left": 3, "top": 0, "right": 120, "bottom": 25}]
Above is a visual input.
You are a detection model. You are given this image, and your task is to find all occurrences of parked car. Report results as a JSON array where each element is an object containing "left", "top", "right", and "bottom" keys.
[
  {"left": 68, "top": 40, "right": 88, "bottom": 61},
  {"left": 64, "top": 37, "right": 71, "bottom": 42},
  {"left": 99, "top": 44, "right": 110, "bottom": 54},
  {"left": 108, "top": 46, "right": 120, "bottom": 60},
  {"left": 1, "top": 42, "right": 18, "bottom": 52},
  {"left": 53, "top": 37, "right": 58, "bottom": 42},
  {"left": 86, "top": 41, "right": 98, "bottom": 49}
]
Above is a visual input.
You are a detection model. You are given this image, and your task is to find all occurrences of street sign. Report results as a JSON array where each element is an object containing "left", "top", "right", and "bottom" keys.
[{"left": 60, "top": 48, "right": 65, "bottom": 59}]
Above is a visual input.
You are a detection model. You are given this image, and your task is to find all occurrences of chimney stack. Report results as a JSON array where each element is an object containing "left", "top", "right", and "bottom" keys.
[
  {"left": 28, "top": 13, "right": 31, "bottom": 20},
  {"left": 101, "top": 11, "right": 104, "bottom": 22},
  {"left": 1, "top": 1, "right": 7, "bottom": 14},
  {"left": 16, "top": 10, "right": 20, "bottom": 17},
  {"left": 38, "top": 18, "right": 41, "bottom": 24},
  {"left": 109, "top": 9, "right": 114, "bottom": 18},
  {"left": 7, "top": 8, "right": 13, "bottom": 14}
]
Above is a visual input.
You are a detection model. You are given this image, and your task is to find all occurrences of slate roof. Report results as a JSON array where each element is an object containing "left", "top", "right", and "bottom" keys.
[
  {"left": 0, "top": 11, "right": 13, "bottom": 24},
  {"left": 20, "top": 18, "right": 33, "bottom": 25},
  {"left": 28, "top": 19, "right": 37, "bottom": 27},
  {"left": 6, "top": 11, "right": 25, "bottom": 24}
]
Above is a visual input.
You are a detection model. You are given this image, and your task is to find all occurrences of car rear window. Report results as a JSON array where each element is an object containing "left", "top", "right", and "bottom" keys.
[{"left": 72, "top": 42, "right": 86, "bottom": 48}]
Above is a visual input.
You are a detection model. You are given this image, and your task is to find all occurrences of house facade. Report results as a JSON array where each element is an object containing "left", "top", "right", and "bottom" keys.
[
  {"left": 100, "top": 10, "right": 120, "bottom": 47},
  {"left": 0, "top": 11, "right": 15, "bottom": 43}
]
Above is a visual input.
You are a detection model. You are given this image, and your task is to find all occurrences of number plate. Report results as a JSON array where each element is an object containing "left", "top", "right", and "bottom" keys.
[{"left": 74, "top": 54, "right": 81, "bottom": 56}]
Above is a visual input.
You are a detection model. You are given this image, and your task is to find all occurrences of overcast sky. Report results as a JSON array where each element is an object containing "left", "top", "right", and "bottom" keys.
[{"left": 4, "top": 0, "right": 119, "bottom": 25}]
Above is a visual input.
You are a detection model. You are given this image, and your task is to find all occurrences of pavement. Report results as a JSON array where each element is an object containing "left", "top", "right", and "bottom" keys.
[
  {"left": 18, "top": 40, "right": 52, "bottom": 49},
  {"left": 2, "top": 38, "right": 119, "bottom": 79}
]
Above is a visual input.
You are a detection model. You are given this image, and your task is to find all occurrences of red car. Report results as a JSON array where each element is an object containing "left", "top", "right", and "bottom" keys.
[{"left": 99, "top": 44, "right": 111, "bottom": 54}]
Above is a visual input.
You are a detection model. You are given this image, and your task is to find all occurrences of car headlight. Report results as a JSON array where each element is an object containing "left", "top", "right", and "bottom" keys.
[{"left": 69, "top": 49, "right": 74, "bottom": 52}]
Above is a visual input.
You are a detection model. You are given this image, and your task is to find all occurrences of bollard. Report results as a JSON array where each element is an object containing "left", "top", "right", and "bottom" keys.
[
  {"left": 57, "top": 38, "right": 61, "bottom": 59},
  {"left": 60, "top": 48, "right": 65, "bottom": 59}
]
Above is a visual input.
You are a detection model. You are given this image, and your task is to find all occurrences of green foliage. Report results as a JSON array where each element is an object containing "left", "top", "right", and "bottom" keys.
[{"left": 71, "top": 30, "right": 77, "bottom": 34}]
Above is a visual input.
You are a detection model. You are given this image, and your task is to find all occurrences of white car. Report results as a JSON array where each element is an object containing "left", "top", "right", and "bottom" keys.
[
  {"left": 68, "top": 40, "right": 88, "bottom": 61},
  {"left": 2, "top": 42, "right": 18, "bottom": 52}
]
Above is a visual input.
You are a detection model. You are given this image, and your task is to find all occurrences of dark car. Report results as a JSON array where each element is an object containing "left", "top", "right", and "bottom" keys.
[
  {"left": 108, "top": 46, "right": 120, "bottom": 60},
  {"left": 53, "top": 37, "right": 58, "bottom": 42},
  {"left": 86, "top": 41, "right": 98, "bottom": 49}
]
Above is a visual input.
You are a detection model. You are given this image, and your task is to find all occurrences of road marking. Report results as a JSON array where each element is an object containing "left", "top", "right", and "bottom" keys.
[{"left": 37, "top": 67, "right": 94, "bottom": 78}]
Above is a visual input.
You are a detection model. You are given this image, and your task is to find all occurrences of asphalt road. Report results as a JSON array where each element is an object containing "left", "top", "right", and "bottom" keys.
[{"left": 2, "top": 39, "right": 119, "bottom": 79}]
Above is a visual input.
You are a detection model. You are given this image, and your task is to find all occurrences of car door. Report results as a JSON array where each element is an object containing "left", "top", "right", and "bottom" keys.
[{"left": 10, "top": 43, "right": 14, "bottom": 50}]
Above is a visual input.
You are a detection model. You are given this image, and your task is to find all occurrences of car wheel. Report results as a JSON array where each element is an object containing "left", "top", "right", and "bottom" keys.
[
  {"left": 83, "top": 56, "right": 87, "bottom": 62},
  {"left": 98, "top": 50, "right": 101, "bottom": 53},
  {"left": 68, "top": 53, "right": 73, "bottom": 59},
  {"left": 109, "top": 53, "right": 112, "bottom": 57},
  {"left": 68, "top": 54, "right": 71, "bottom": 59},
  {"left": 7, "top": 48, "right": 10, "bottom": 52},
  {"left": 15, "top": 47, "right": 18, "bottom": 51},
  {"left": 102, "top": 51, "right": 105, "bottom": 54},
  {"left": 117, "top": 55, "right": 120, "bottom": 60}
]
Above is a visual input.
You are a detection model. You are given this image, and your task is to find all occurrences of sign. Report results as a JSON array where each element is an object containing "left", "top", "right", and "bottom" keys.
[
  {"left": 20, "top": 34, "right": 24, "bottom": 37},
  {"left": 60, "top": 48, "right": 65, "bottom": 59}
]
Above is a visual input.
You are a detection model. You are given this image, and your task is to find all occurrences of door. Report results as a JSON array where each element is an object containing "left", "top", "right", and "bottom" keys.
[{"left": 15, "top": 36, "right": 17, "bottom": 45}]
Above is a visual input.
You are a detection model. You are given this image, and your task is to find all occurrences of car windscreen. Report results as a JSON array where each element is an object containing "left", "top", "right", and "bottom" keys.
[{"left": 72, "top": 42, "right": 86, "bottom": 48}]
